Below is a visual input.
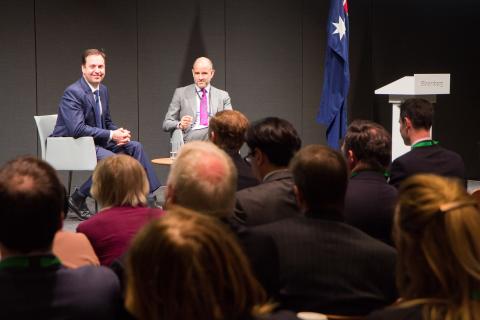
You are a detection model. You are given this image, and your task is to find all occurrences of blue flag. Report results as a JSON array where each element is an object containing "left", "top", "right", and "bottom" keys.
[{"left": 317, "top": 0, "right": 350, "bottom": 150}]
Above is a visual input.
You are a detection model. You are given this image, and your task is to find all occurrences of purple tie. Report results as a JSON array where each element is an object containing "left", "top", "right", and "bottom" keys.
[{"left": 200, "top": 88, "right": 208, "bottom": 126}]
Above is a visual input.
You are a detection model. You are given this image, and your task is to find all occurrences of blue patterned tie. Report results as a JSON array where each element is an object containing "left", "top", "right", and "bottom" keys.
[{"left": 93, "top": 90, "right": 103, "bottom": 128}]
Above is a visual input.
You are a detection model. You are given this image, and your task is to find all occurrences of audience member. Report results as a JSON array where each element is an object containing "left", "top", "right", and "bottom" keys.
[
  {"left": 247, "top": 145, "right": 397, "bottom": 315},
  {"left": 389, "top": 98, "right": 465, "bottom": 188},
  {"left": 165, "top": 140, "right": 237, "bottom": 218},
  {"left": 77, "top": 155, "right": 165, "bottom": 266},
  {"left": 125, "top": 206, "right": 298, "bottom": 320},
  {"left": 163, "top": 57, "right": 232, "bottom": 142},
  {"left": 163, "top": 140, "right": 279, "bottom": 295},
  {"left": 368, "top": 174, "right": 480, "bottom": 320},
  {"left": 342, "top": 120, "right": 397, "bottom": 245},
  {"left": 233, "top": 117, "right": 301, "bottom": 226},
  {"left": 209, "top": 110, "right": 259, "bottom": 190},
  {"left": 0, "top": 156, "right": 122, "bottom": 319}
]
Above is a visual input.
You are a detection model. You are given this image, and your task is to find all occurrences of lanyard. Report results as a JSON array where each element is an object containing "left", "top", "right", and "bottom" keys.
[
  {"left": 412, "top": 140, "right": 439, "bottom": 149},
  {"left": 0, "top": 255, "right": 61, "bottom": 270},
  {"left": 350, "top": 170, "right": 389, "bottom": 179}
]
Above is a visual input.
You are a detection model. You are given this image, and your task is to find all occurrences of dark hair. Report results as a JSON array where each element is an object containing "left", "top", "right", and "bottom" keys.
[
  {"left": 0, "top": 156, "right": 64, "bottom": 253},
  {"left": 126, "top": 206, "right": 272, "bottom": 320},
  {"left": 290, "top": 145, "right": 348, "bottom": 212},
  {"left": 245, "top": 117, "right": 301, "bottom": 166},
  {"left": 82, "top": 48, "right": 106, "bottom": 65},
  {"left": 343, "top": 119, "right": 391, "bottom": 170},
  {"left": 209, "top": 110, "right": 249, "bottom": 151},
  {"left": 399, "top": 98, "right": 433, "bottom": 130}
]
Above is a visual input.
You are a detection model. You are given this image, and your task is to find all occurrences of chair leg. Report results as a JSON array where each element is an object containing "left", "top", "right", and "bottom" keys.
[{"left": 68, "top": 171, "right": 73, "bottom": 196}]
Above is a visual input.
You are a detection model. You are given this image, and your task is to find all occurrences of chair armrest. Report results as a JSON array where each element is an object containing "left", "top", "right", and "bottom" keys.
[{"left": 45, "top": 137, "right": 97, "bottom": 171}]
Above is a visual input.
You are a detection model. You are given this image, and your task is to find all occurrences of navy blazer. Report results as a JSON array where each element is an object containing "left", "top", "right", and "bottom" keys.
[
  {"left": 52, "top": 77, "right": 118, "bottom": 147},
  {"left": 389, "top": 144, "right": 466, "bottom": 188}
]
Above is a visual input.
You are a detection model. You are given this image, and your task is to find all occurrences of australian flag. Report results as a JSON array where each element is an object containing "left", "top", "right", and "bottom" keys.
[{"left": 317, "top": 0, "right": 349, "bottom": 150}]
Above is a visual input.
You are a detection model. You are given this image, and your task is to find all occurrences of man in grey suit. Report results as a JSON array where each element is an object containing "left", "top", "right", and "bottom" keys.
[{"left": 162, "top": 57, "right": 232, "bottom": 142}]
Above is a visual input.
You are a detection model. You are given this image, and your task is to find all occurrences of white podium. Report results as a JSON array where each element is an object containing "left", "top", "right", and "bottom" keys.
[{"left": 375, "top": 74, "right": 450, "bottom": 160}]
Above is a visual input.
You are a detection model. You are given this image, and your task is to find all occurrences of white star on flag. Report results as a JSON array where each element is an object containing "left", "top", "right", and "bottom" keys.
[{"left": 332, "top": 16, "right": 346, "bottom": 40}]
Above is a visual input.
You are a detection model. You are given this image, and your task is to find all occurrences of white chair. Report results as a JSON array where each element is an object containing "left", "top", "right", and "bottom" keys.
[{"left": 34, "top": 115, "right": 97, "bottom": 195}]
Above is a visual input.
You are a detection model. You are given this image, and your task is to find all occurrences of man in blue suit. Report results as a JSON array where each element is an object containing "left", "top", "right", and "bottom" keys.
[{"left": 52, "top": 49, "right": 160, "bottom": 220}]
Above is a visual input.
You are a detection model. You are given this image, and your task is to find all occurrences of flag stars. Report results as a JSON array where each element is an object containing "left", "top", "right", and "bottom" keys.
[{"left": 332, "top": 16, "right": 346, "bottom": 40}]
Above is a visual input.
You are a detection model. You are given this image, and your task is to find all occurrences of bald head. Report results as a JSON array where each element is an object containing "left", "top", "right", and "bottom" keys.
[
  {"left": 166, "top": 141, "right": 237, "bottom": 218},
  {"left": 193, "top": 57, "right": 213, "bottom": 69},
  {"left": 192, "top": 57, "right": 215, "bottom": 89}
]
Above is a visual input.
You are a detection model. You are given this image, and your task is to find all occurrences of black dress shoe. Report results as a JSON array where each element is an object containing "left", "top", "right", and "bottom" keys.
[{"left": 68, "top": 193, "right": 93, "bottom": 221}]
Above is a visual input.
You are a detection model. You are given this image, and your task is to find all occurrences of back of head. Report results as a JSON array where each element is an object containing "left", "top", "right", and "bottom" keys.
[
  {"left": 126, "top": 205, "right": 269, "bottom": 320},
  {"left": 166, "top": 141, "right": 237, "bottom": 218},
  {"left": 343, "top": 119, "right": 391, "bottom": 170},
  {"left": 245, "top": 117, "right": 301, "bottom": 167},
  {"left": 290, "top": 145, "right": 348, "bottom": 212},
  {"left": 91, "top": 155, "right": 149, "bottom": 208},
  {"left": 395, "top": 174, "right": 480, "bottom": 318},
  {"left": 209, "top": 110, "right": 249, "bottom": 152},
  {"left": 0, "top": 156, "right": 64, "bottom": 253},
  {"left": 399, "top": 98, "right": 434, "bottom": 130}
]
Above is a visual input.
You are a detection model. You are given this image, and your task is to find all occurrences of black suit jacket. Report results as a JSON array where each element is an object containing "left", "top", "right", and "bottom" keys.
[
  {"left": 248, "top": 213, "right": 398, "bottom": 316},
  {"left": 344, "top": 171, "right": 397, "bottom": 246},
  {"left": 389, "top": 144, "right": 466, "bottom": 188},
  {"left": 368, "top": 305, "right": 422, "bottom": 320},
  {"left": 233, "top": 170, "right": 300, "bottom": 226},
  {"left": 0, "top": 255, "right": 123, "bottom": 319}
]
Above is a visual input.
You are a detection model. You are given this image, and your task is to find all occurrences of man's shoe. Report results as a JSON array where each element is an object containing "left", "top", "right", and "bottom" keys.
[{"left": 68, "top": 192, "right": 93, "bottom": 221}]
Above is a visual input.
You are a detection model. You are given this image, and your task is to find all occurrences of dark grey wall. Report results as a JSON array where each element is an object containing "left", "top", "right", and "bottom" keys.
[{"left": 1, "top": 0, "right": 480, "bottom": 184}]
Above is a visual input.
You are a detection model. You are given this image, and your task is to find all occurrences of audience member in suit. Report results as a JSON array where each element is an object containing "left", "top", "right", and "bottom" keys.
[
  {"left": 247, "top": 145, "right": 398, "bottom": 316},
  {"left": 233, "top": 117, "right": 302, "bottom": 226},
  {"left": 112, "top": 141, "right": 277, "bottom": 295},
  {"left": 368, "top": 174, "right": 480, "bottom": 320},
  {"left": 125, "top": 206, "right": 299, "bottom": 320},
  {"left": 0, "top": 156, "right": 123, "bottom": 319},
  {"left": 389, "top": 98, "right": 465, "bottom": 188},
  {"left": 162, "top": 57, "right": 232, "bottom": 142},
  {"left": 342, "top": 120, "right": 397, "bottom": 246},
  {"left": 52, "top": 48, "right": 160, "bottom": 220},
  {"left": 77, "top": 155, "right": 165, "bottom": 266},
  {"left": 163, "top": 141, "right": 278, "bottom": 292},
  {"left": 209, "top": 109, "right": 259, "bottom": 191}
]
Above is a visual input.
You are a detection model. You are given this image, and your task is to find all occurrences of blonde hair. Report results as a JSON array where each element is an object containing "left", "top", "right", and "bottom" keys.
[
  {"left": 125, "top": 205, "right": 273, "bottom": 320},
  {"left": 394, "top": 174, "right": 480, "bottom": 319},
  {"left": 91, "top": 155, "right": 149, "bottom": 208},
  {"left": 166, "top": 141, "right": 237, "bottom": 218}
]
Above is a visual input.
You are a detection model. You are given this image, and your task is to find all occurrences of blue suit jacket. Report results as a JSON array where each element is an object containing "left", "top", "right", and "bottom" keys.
[{"left": 52, "top": 77, "right": 118, "bottom": 147}]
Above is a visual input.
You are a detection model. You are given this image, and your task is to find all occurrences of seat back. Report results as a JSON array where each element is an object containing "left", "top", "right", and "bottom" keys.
[{"left": 34, "top": 114, "right": 58, "bottom": 160}]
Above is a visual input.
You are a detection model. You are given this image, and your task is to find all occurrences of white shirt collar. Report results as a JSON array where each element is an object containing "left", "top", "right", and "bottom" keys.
[
  {"left": 195, "top": 84, "right": 211, "bottom": 93},
  {"left": 83, "top": 76, "right": 100, "bottom": 92}
]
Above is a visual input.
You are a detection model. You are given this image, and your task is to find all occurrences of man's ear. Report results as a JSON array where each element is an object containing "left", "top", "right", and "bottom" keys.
[
  {"left": 209, "top": 131, "right": 216, "bottom": 142},
  {"left": 347, "top": 149, "right": 356, "bottom": 166},
  {"left": 293, "top": 185, "right": 306, "bottom": 211},
  {"left": 164, "top": 184, "right": 175, "bottom": 210},
  {"left": 404, "top": 117, "right": 412, "bottom": 129}
]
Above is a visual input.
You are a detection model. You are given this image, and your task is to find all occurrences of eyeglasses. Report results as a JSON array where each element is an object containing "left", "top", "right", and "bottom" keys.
[{"left": 243, "top": 150, "right": 255, "bottom": 165}]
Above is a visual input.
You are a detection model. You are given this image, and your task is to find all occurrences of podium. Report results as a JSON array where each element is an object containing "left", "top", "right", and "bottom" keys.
[{"left": 375, "top": 74, "right": 450, "bottom": 160}]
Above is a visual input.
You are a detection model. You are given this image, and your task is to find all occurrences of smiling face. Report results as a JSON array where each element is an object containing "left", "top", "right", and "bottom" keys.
[
  {"left": 82, "top": 54, "right": 105, "bottom": 87},
  {"left": 192, "top": 58, "right": 214, "bottom": 89}
]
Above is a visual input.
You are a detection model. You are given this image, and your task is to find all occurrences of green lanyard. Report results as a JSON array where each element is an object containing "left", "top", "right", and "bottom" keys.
[
  {"left": 350, "top": 170, "right": 389, "bottom": 179},
  {"left": 0, "top": 255, "right": 61, "bottom": 270},
  {"left": 412, "top": 140, "right": 439, "bottom": 149}
]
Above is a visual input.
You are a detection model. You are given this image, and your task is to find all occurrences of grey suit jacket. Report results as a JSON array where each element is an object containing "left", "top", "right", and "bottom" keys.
[
  {"left": 162, "top": 84, "right": 232, "bottom": 133},
  {"left": 233, "top": 170, "right": 300, "bottom": 227}
]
